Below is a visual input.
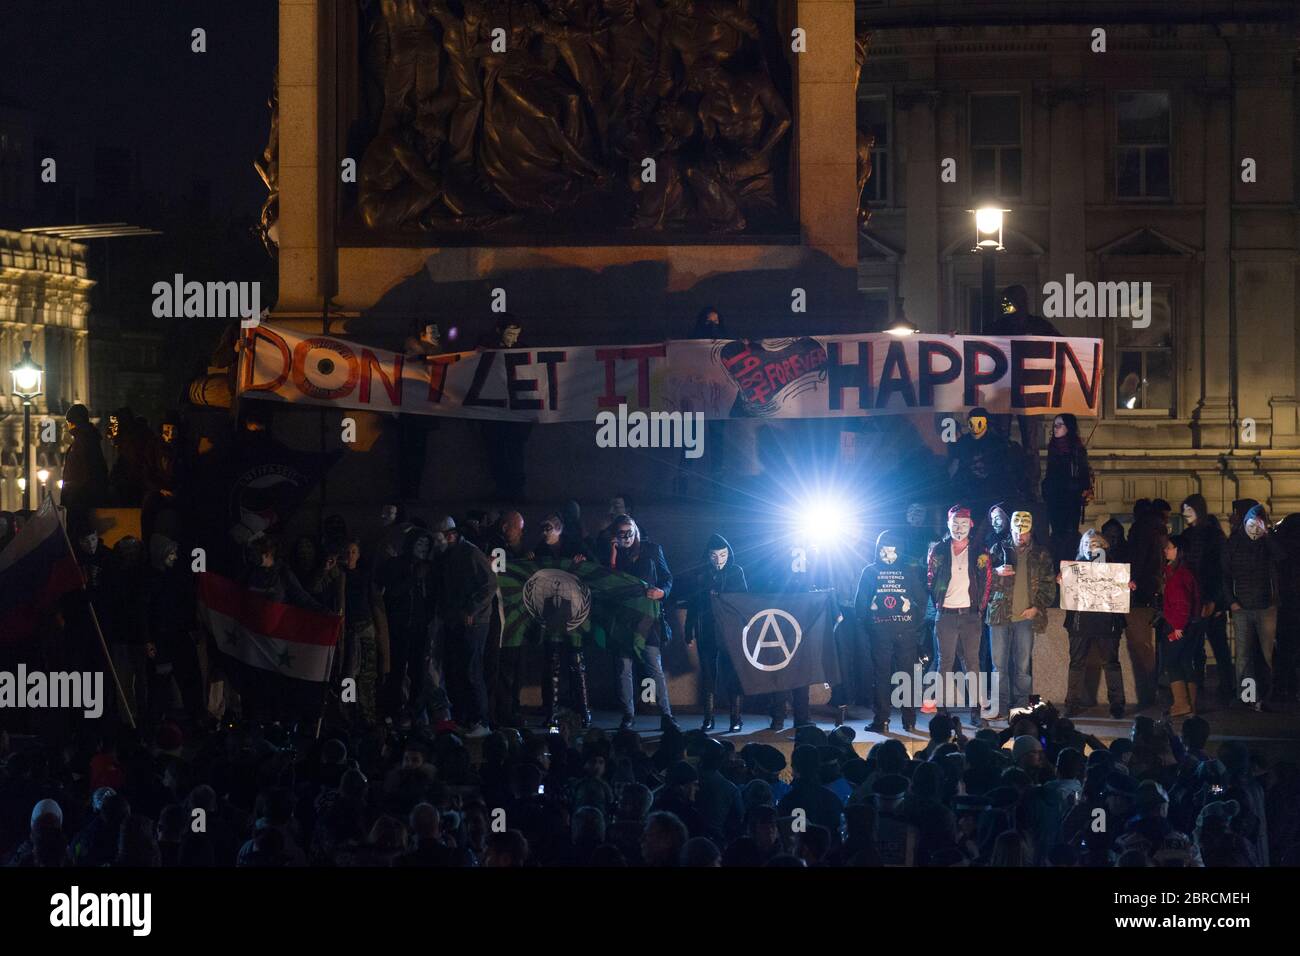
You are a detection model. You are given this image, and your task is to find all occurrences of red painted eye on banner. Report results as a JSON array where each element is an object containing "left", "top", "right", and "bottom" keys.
[
  {"left": 883, "top": 595, "right": 898, "bottom": 610},
  {"left": 291, "top": 337, "right": 360, "bottom": 401}
]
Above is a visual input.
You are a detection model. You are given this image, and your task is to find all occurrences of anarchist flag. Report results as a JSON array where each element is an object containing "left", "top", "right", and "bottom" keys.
[
  {"left": 499, "top": 559, "right": 660, "bottom": 660},
  {"left": 712, "top": 591, "right": 841, "bottom": 696}
]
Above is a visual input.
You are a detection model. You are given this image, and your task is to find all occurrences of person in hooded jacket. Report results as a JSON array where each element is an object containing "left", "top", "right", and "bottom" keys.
[
  {"left": 531, "top": 512, "right": 594, "bottom": 730},
  {"left": 143, "top": 532, "right": 202, "bottom": 726},
  {"left": 377, "top": 527, "right": 438, "bottom": 725},
  {"left": 606, "top": 514, "right": 678, "bottom": 732},
  {"left": 1180, "top": 495, "right": 1233, "bottom": 704},
  {"left": 61, "top": 404, "right": 109, "bottom": 516},
  {"left": 1222, "top": 503, "right": 1286, "bottom": 710},
  {"left": 1062, "top": 530, "right": 1133, "bottom": 718},
  {"left": 855, "top": 529, "right": 926, "bottom": 732},
  {"left": 685, "top": 533, "right": 748, "bottom": 733}
]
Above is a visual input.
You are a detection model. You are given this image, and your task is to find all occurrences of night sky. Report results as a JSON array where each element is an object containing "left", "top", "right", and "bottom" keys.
[{"left": 0, "top": 0, "right": 277, "bottom": 218}]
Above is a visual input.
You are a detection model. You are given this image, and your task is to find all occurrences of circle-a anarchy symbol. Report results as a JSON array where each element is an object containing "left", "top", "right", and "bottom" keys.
[{"left": 742, "top": 608, "right": 802, "bottom": 671}]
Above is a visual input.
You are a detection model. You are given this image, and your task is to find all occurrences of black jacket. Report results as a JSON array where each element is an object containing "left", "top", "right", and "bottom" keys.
[
  {"left": 614, "top": 539, "right": 673, "bottom": 646},
  {"left": 685, "top": 533, "right": 748, "bottom": 649},
  {"left": 856, "top": 530, "right": 927, "bottom": 635},
  {"left": 437, "top": 539, "right": 497, "bottom": 625},
  {"left": 1223, "top": 529, "right": 1285, "bottom": 610},
  {"left": 62, "top": 422, "right": 109, "bottom": 512},
  {"left": 926, "top": 536, "right": 984, "bottom": 610},
  {"left": 1182, "top": 519, "right": 1226, "bottom": 607}
]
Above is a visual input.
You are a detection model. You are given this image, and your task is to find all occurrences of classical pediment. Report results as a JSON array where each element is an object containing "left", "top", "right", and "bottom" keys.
[{"left": 1096, "top": 227, "right": 1197, "bottom": 258}]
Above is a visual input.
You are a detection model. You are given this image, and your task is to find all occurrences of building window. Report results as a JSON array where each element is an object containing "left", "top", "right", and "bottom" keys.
[
  {"left": 862, "top": 288, "right": 891, "bottom": 329},
  {"left": 856, "top": 95, "right": 889, "bottom": 203},
  {"left": 1116, "top": 92, "right": 1171, "bottom": 199},
  {"left": 1115, "top": 284, "right": 1173, "bottom": 412},
  {"left": 970, "top": 93, "right": 1021, "bottom": 199}
]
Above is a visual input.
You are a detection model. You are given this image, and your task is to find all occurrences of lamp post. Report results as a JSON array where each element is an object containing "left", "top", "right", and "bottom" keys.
[
  {"left": 971, "top": 207, "right": 1008, "bottom": 334},
  {"left": 10, "top": 341, "right": 44, "bottom": 512},
  {"left": 37, "top": 468, "right": 50, "bottom": 502}
]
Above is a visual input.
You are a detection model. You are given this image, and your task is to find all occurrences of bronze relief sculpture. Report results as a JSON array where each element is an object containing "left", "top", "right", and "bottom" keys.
[{"left": 344, "top": 0, "right": 793, "bottom": 239}]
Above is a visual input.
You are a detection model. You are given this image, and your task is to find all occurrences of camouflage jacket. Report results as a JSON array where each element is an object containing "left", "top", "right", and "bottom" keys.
[{"left": 983, "top": 542, "right": 1056, "bottom": 632}]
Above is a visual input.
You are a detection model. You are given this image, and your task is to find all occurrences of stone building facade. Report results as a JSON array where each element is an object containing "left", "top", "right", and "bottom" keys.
[
  {"left": 0, "top": 228, "right": 93, "bottom": 510},
  {"left": 856, "top": 0, "right": 1300, "bottom": 526}
]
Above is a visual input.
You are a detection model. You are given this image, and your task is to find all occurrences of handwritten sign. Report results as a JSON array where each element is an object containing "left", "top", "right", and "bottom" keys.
[{"left": 1060, "top": 561, "right": 1131, "bottom": 613}]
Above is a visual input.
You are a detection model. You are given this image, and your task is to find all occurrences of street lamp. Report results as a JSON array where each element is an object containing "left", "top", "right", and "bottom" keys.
[
  {"left": 9, "top": 341, "right": 44, "bottom": 512},
  {"left": 37, "top": 468, "right": 50, "bottom": 501},
  {"left": 971, "top": 207, "right": 1008, "bottom": 334}
]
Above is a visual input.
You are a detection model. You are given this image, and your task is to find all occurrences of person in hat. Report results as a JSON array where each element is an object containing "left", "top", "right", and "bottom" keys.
[
  {"left": 61, "top": 403, "right": 109, "bottom": 515},
  {"left": 869, "top": 772, "right": 917, "bottom": 865},
  {"left": 434, "top": 515, "right": 497, "bottom": 737},
  {"left": 777, "top": 745, "right": 844, "bottom": 843},
  {"left": 685, "top": 532, "right": 748, "bottom": 733},
  {"left": 695, "top": 739, "right": 744, "bottom": 843},
  {"left": 927, "top": 506, "right": 986, "bottom": 722},
  {"left": 748, "top": 744, "right": 790, "bottom": 802},
  {"left": 1112, "top": 780, "right": 1202, "bottom": 867},
  {"left": 1194, "top": 800, "right": 1258, "bottom": 866},
  {"left": 1223, "top": 503, "right": 1286, "bottom": 711},
  {"left": 651, "top": 762, "right": 706, "bottom": 838}
]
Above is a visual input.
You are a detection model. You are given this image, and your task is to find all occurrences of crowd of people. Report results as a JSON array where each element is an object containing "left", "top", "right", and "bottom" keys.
[
  {"left": 1, "top": 286, "right": 1298, "bottom": 867},
  {"left": 3, "top": 700, "right": 1295, "bottom": 867}
]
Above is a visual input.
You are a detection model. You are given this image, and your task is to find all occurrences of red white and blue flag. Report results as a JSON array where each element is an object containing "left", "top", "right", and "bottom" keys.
[
  {"left": 197, "top": 571, "right": 341, "bottom": 682},
  {"left": 0, "top": 499, "right": 84, "bottom": 644}
]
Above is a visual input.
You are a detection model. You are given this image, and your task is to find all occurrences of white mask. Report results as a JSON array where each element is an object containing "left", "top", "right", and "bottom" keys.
[
  {"left": 1011, "top": 511, "right": 1033, "bottom": 544},
  {"left": 501, "top": 326, "right": 521, "bottom": 348},
  {"left": 381, "top": 506, "right": 397, "bottom": 527},
  {"left": 990, "top": 509, "right": 1008, "bottom": 534},
  {"left": 80, "top": 532, "right": 99, "bottom": 555},
  {"left": 1246, "top": 517, "right": 1266, "bottom": 541},
  {"left": 708, "top": 548, "right": 728, "bottom": 570},
  {"left": 542, "top": 525, "right": 561, "bottom": 545},
  {"left": 413, "top": 537, "right": 431, "bottom": 560},
  {"left": 906, "top": 504, "right": 925, "bottom": 528},
  {"left": 1182, "top": 505, "right": 1196, "bottom": 526},
  {"left": 948, "top": 515, "right": 972, "bottom": 541},
  {"left": 879, "top": 545, "right": 898, "bottom": 565}
]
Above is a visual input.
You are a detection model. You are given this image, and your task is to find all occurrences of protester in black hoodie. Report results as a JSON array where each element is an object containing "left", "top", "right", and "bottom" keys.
[
  {"left": 685, "top": 533, "right": 748, "bottom": 733},
  {"left": 1181, "top": 494, "right": 1233, "bottom": 704},
  {"left": 1223, "top": 504, "right": 1286, "bottom": 710},
  {"left": 377, "top": 529, "right": 438, "bottom": 725},
  {"left": 856, "top": 529, "right": 927, "bottom": 732},
  {"left": 61, "top": 404, "right": 109, "bottom": 515}
]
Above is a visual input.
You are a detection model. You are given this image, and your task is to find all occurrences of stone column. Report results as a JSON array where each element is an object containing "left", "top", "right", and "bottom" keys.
[
  {"left": 277, "top": 0, "right": 321, "bottom": 311},
  {"left": 899, "top": 87, "right": 939, "bottom": 329},
  {"left": 796, "top": 0, "right": 859, "bottom": 270},
  {"left": 1195, "top": 66, "right": 1234, "bottom": 448}
]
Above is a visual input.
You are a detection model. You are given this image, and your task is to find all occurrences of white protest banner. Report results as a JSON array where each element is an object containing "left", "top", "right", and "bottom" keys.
[
  {"left": 1060, "top": 561, "right": 1131, "bottom": 613},
  {"left": 239, "top": 324, "right": 1102, "bottom": 422}
]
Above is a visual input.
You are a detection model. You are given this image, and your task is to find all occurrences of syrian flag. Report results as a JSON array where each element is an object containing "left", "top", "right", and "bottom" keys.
[
  {"left": 197, "top": 571, "right": 341, "bottom": 682},
  {"left": 0, "top": 498, "right": 84, "bottom": 644},
  {"left": 712, "top": 591, "right": 841, "bottom": 695}
]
